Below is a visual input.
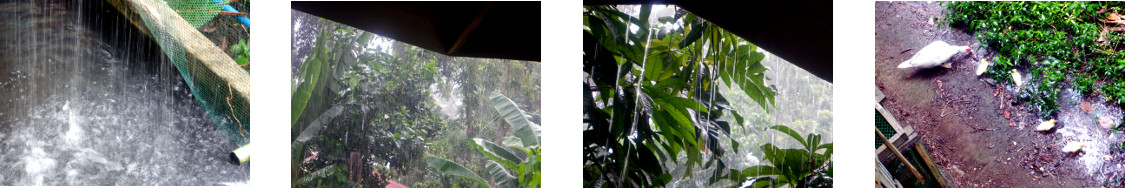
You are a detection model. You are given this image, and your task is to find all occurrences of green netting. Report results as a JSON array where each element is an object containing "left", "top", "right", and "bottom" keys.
[
  {"left": 876, "top": 110, "right": 896, "bottom": 148},
  {"left": 126, "top": 0, "right": 249, "bottom": 145},
  {"left": 166, "top": 0, "right": 228, "bottom": 28}
]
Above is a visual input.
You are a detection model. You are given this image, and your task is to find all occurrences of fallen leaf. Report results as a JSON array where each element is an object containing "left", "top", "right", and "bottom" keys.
[
  {"left": 1062, "top": 142, "right": 1085, "bottom": 153},
  {"left": 976, "top": 59, "right": 990, "bottom": 76},
  {"left": 1079, "top": 102, "right": 1094, "bottom": 114},
  {"left": 1100, "top": 116, "right": 1116, "bottom": 129},
  {"left": 1004, "top": 110, "right": 1011, "bottom": 119},
  {"left": 1037, "top": 119, "right": 1056, "bottom": 131}
]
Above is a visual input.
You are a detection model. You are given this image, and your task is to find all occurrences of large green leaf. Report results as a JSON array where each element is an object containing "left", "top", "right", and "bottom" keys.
[
  {"left": 583, "top": 5, "right": 791, "bottom": 187},
  {"left": 760, "top": 144, "right": 813, "bottom": 182},
  {"left": 293, "top": 105, "right": 344, "bottom": 143},
  {"left": 425, "top": 156, "right": 492, "bottom": 188},
  {"left": 749, "top": 176, "right": 777, "bottom": 188},
  {"left": 741, "top": 165, "right": 782, "bottom": 178},
  {"left": 521, "top": 148, "right": 542, "bottom": 188},
  {"left": 471, "top": 138, "right": 523, "bottom": 168},
  {"left": 486, "top": 160, "right": 519, "bottom": 188},
  {"left": 680, "top": 21, "right": 704, "bottom": 49},
  {"left": 636, "top": 4, "right": 653, "bottom": 37},
  {"left": 292, "top": 57, "right": 323, "bottom": 127},
  {"left": 643, "top": 86, "right": 709, "bottom": 113},
  {"left": 292, "top": 21, "right": 336, "bottom": 127},
  {"left": 767, "top": 125, "right": 809, "bottom": 151},
  {"left": 644, "top": 52, "right": 665, "bottom": 81},
  {"left": 490, "top": 92, "right": 539, "bottom": 147}
]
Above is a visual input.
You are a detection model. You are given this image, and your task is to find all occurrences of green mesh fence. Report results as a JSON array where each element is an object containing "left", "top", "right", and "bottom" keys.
[
  {"left": 167, "top": 0, "right": 227, "bottom": 28},
  {"left": 876, "top": 110, "right": 896, "bottom": 148},
  {"left": 124, "top": 0, "right": 249, "bottom": 145}
]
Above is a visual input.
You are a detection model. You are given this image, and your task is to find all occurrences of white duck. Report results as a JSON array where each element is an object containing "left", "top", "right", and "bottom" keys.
[{"left": 898, "top": 41, "right": 976, "bottom": 69}]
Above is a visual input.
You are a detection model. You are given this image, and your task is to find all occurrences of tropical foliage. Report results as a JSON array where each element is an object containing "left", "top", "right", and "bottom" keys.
[
  {"left": 715, "top": 126, "right": 832, "bottom": 188},
  {"left": 945, "top": 1, "right": 1125, "bottom": 116},
  {"left": 583, "top": 5, "right": 831, "bottom": 187},
  {"left": 291, "top": 12, "right": 540, "bottom": 188},
  {"left": 426, "top": 93, "right": 542, "bottom": 188}
]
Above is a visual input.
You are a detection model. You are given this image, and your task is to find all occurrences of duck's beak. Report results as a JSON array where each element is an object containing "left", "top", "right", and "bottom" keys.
[{"left": 966, "top": 49, "right": 979, "bottom": 61}]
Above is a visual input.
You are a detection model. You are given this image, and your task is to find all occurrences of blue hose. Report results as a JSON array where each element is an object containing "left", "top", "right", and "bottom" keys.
[{"left": 214, "top": 0, "right": 250, "bottom": 28}]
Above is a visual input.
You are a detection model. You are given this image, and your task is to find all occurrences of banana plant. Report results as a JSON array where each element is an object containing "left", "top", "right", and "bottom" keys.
[
  {"left": 583, "top": 5, "right": 775, "bottom": 187},
  {"left": 714, "top": 125, "right": 832, "bottom": 188},
  {"left": 427, "top": 93, "right": 542, "bottom": 188},
  {"left": 292, "top": 106, "right": 357, "bottom": 187},
  {"left": 291, "top": 17, "right": 436, "bottom": 188}
]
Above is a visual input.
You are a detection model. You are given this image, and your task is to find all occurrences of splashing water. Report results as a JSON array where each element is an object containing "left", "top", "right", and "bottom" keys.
[
  {"left": 1055, "top": 87, "right": 1124, "bottom": 181},
  {"left": 0, "top": 1, "right": 247, "bottom": 185},
  {"left": 63, "top": 101, "right": 83, "bottom": 145}
]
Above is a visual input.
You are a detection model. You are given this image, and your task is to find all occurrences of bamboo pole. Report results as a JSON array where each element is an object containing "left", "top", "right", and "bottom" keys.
[
  {"left": 877, "top": 129, "right": 925, "bottom": 183},
  {"left": 229, "top": 143, "right": 250, "bottom": 165},
  {"left": 915, "top": 142, "right": 946, "bottom": 187}
]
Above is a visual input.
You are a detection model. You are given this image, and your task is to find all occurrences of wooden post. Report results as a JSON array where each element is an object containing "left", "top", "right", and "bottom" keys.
[{"left": 877, "top": 129, "right": 925, "bottom": 183}]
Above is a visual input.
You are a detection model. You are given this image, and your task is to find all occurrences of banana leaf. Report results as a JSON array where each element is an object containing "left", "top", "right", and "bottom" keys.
[
  {"left": 425, "top": 156, "right": 491, "bottom": 188},
  {"left": 489, "top": 92, "right": 539, "bottom": 147},
  {"left": 470, "top": 138, "right": 523, "bottom": 169}
]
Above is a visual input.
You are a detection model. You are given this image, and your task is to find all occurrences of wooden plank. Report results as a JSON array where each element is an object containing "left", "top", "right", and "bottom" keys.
[
  {"left": 876, "top": 87, "right": 886, "bottom": 102},
  {"left": 915, "top": 142, "right": 948, "bottom": 187},
  {"left": 876, "top": 103, "right": 908, "bottom": 135},
  {"left": 877, "top": 129, "right": 925, "bottom": 183},
  {"left": 875, "top": 158, "right": 903, "bottom": 188},
  {"left": 876, "top": 101, "right": 921, "bottom": 164},
  {"left": 104, "top": 0, "right": 250, "bottom": 138},
  {"left": 878, "top": 132, "right": 921, "bottom": 164}
]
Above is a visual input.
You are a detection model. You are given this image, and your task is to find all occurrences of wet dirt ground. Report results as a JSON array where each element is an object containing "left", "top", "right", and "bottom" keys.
[{"left": 877, "top": 2, "right": 1125, "bottom": 187}]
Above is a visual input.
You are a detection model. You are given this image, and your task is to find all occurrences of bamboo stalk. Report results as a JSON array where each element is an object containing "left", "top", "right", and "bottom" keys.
[
  {"left": 229, "top": 143, "right": 251, "bottom": 165},
  {"left": 877, "top": 130, "right": 925, "bottom": 183},
  {"left": 915, "top": 142, "right": 947, "bottom": 187}
]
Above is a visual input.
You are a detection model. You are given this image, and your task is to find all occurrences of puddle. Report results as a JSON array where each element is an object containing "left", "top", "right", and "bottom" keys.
[
  {"left": 1054, "top": 86, "right": 1124, "bottom": 181},
  {"left": 0, "top": 1, "right": 248, "bottom": 185}
]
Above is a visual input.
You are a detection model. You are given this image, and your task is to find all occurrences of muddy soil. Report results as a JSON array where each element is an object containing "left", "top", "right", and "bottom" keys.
[{"left": 876, "top": 2, "right": 1125, "bottom": 187}]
